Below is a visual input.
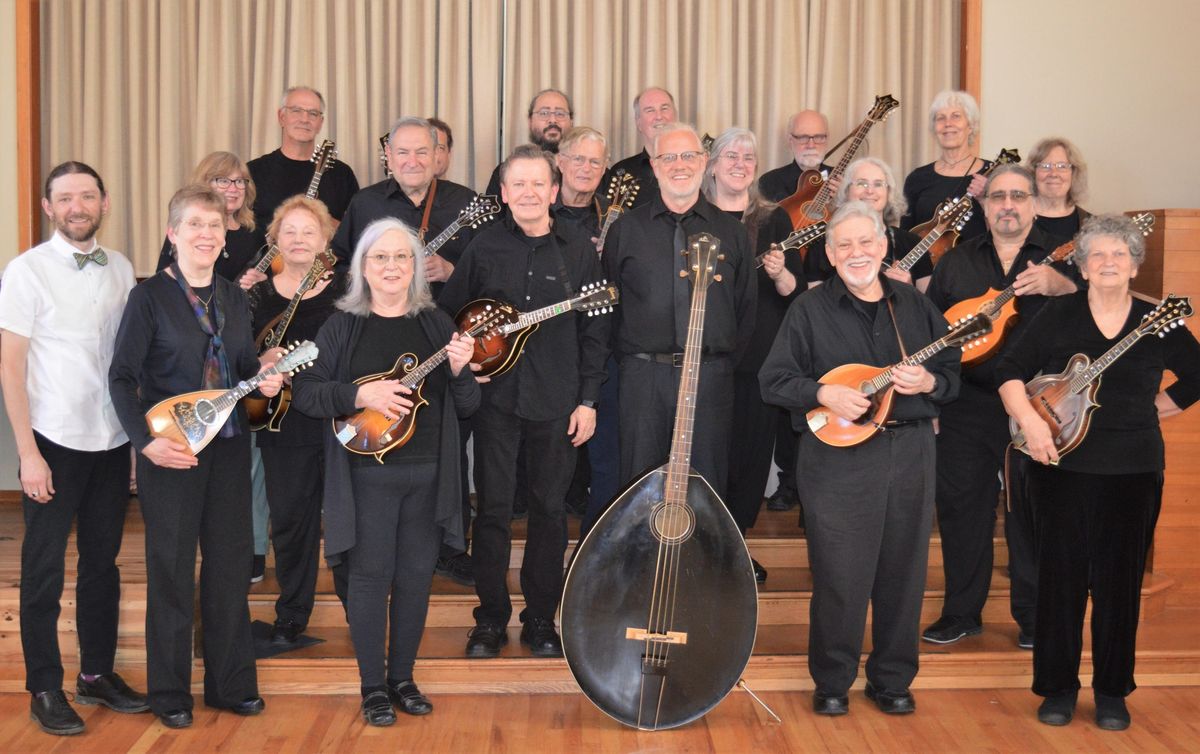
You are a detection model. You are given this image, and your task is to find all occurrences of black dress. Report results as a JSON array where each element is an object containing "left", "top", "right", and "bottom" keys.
[{"left": 900, "top": 161, "right": 993, "bottom": 243}]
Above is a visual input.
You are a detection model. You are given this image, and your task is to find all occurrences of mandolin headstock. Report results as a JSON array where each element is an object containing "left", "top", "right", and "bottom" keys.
[{"left": 683, "top": 233, "right": 724, "bottom": 290}]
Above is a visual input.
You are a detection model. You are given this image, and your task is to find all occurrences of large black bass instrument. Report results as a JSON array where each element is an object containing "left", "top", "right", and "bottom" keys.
[{"left": 560, "top": 233, "right": 758, "bottom": 730}]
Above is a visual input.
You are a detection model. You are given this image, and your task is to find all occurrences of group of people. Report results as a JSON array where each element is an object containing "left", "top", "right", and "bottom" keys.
[{"left": 3, "top": 82, "right": 1197, "bottom": 738}]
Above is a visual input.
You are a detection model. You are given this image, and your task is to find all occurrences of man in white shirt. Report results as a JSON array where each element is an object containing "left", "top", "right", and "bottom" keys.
[{"left": 0, "top": 161, "right": 147, "bottom": 736}]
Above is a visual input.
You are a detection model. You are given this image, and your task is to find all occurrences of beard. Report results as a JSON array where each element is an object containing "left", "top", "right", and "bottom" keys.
[
  {"left": 55, "top": 213, "right": 102, "bottom": 244},
  {"left": 531, "top": 126, "right": 563, "bottom": 152}
]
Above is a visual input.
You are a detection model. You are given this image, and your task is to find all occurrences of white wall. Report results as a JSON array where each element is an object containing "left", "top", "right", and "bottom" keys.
[{"left": 980, "top": 0, "right": 1200, "bottom": 213}]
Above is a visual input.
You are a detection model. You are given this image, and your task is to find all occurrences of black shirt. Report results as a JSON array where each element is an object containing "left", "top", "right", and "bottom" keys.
[
  {"left": 759, "top": 275, "right": 961, "bottom": 433},
  {"left": 247, "top": 148, "right": 360, "bottom": 230},
  {"left": 926, "top": 225, "right": 1082, "bottom": 390},
  {"left": 804, "top": 226, "right": 932, "bottom": 284},
  {"left": 346, "top": 314, "right": 444, "bottom": 465},
  {"left": 437, "top": 214, "right": 610, "bottom": 420},
  {"left": 1034, "top": 206, "right": 1090, "bottom": 246},
  {"left": 109, "top": 272, "right": 263, "bottom": 451},
  {"left": 995, "top": 292, "right": 1200, "bottom": 474},
  {"left": 900, "top": 161, "right": 993, "bottom": 243},
  {"left": 757, "top": 161, "right": 832, "bottom": 204},
  {"left": 248, "top": 269, "right": 347, "bottom": 446},
  {"left": 603, "top": 193, "right": 756, "bottom": 359},
  {"left": 156, "top": 226, "right": 266, "bottom": 282},
  {"left": 331, "top": 177, "right": 479, "bottom": 265},
  {"left": 609, "top": 149, "right": 657, "bottom": 210},
  {"left": 553, "top": 196, "right": 603, "bottom": 243}
]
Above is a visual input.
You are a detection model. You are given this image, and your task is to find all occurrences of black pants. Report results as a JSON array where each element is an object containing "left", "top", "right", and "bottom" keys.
[
  {"left": 472, "top": 403, "right": 574, "bottom": 625},
  {"left": 726, "top": 370, "right": 778, "bottom": 533},
  {"left": 1029, "top": 466, "right": 1162, "bottom": 698},
  {"left": 346, "top": 461, "right": 440, "bottom": 688},
  {"left": 617, "top": 355, "right": 734, "bottom": 498},
  {"left": 138, "top": 434, "right": 257, "bottom": 713},
  {"left": 799, "top": 423, "right": 936, "bottom": 693},
  {"left": 1004, "top": 447, "right": 1037, "bottom": 634},
  {"left": 20, "top": 434, "right": 130, "bottom": 693},
  {"left": 260, "top": 443, "right": 323, "bottom": 627},
  {"left": 439, "top": 417, "right": 475, "bottom": 562},
  {"left": 773, "top": 413, "right": 799, "bottom": 499}
]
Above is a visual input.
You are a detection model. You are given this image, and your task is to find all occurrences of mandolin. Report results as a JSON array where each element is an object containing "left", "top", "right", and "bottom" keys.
[
  {"left": 1010, "top": 295, "right": 1192, "bottom": 460},
  {"left": 944, "top": 212, "right": 1154, "bottom": 366},
  {"left": 893, "top": 194, "right": 973, "bottom": 274},
  {"left": 144, "top": 341, "right": 318, "bottom": 456},
  {"left": 254, "top": 140, "right": 340, "bottom": 275},
  {"left": 422, "top": 195, "right": 501, "bottom": 258},
  {"left": 596, "top": 171, "right": 639, "bottom": 252},
  {"left": 806, "top": 314, "right": 992, "bottom": 447},
  {"left": 910, "top": 147, "right": 1020, "bottom": 267},
  {"left": 779, "top": 95, "right": 900, "bottom": 231},
  {"left": 245, "top": 259, "right": 329, "bottom": 431},
  {"left": 755, "top": 220, "right": 828, "bottom": 268},
  {"left": 561, "top": 233, "right": 758, "bottom": 730},
  {"left": 454, "top": 283, "right": 618, "bottom": 378}
]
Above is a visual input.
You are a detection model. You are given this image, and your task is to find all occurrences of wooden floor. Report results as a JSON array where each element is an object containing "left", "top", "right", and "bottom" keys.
[{"left": 2, "top": 687, "right": 1199, "bottom": 753}]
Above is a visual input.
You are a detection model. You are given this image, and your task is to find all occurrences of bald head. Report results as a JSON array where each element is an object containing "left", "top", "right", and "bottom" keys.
[{"left": 787, "top": 110, "right": 829, "bottom": 170}]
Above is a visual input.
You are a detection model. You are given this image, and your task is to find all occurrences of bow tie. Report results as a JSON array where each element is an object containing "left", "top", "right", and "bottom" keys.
[{"left": 73, "top": 249, "right": 108, "bottom": 269}]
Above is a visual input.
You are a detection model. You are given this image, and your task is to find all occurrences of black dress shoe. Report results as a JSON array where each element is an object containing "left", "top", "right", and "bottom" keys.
[
  {"left": 1017, "top": 631, "right": 1034, "bottom": 650},
  {"left": 921, "top": 615, "right": 983, "bottom": 644},
  {"left": 865, "top": 682, "right": 915, "bottom": 714},
  {"left": 1095, "top": 693, "right": 1130, "bottom": 731},
  {"left": 1037, "top": 690, "right": 1077, "bottom": 726},
  {"left": 361, "top": 690, "right": 396, "bottom": 727},
  {"left": 751, "top": 558, "right": 768, "bottom": 584},
  {"left": 30, "top": 690, "right": 85, "bottom": 736},
  {"left": 434, "top": 552, "right": 475, "bottom": 587},
  {"left": 229, "top": 696, "right": 265, "bottom": 716},
  {"left": 520, "top": 617, "right": 563, "bottom": 658},
  {"left": 812, "top": 689, "right": 849, "bottom": 716},
  {"left": 271, "top": 619, "right": 305, "bottom": 644},
  {"left": 76, "top": 672, "right": 150, "bottom": 713},
  {"left": 466, "top": 623, "right": 508, "bottom": 658},
  {"left": 388, "top": 679, "right": 433, "bottom": 716},
  {"left": 157, "top": 708, "right": 193, "bottom": 729},
  {"left": 766, "top": 488, "right": 799, "bottom": 512}
]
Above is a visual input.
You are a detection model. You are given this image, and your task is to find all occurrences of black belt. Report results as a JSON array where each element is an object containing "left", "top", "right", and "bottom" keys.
[
  {"left": 628, "top": 352, "right": 726, "bottom": 367},
  {"left": 878, "top": 418, "right": 930, "bottom": 431}
]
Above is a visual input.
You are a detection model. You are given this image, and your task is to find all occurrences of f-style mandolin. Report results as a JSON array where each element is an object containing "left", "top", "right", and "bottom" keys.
[
  {"left": 561, "top": 233, "right": 758, "bottom": 731},
  {"left": 144, "top": 341, "right": 318, "bottom": 456},
  {"left": 806, "top": 315, "right": 992, "bottom": 447},
  {"left": 910, "top": 147, "right": 1020, "bottom": 267},
  {"left": 596, "top": 171, "right": 639, "bottom": 252},
  {"left": 1010, "top": 295, "right": 1192, "bottom": 459}
]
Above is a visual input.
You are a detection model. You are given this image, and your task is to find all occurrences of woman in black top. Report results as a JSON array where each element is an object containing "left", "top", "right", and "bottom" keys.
[
  {"left": 701, "top": 127, "right": 798, "bottom": 578},
  {"left": 290, "top": 218, "right": 479, "bottom": 727},
  {"left": 247, "top": 196, "right": 345, "bottom": 644},
  {"left": 809, "top": 157, "right": 932, "bottom": 292},
  {"left": 156, "top": 151, "right": 266, "bottom": 283},
  {"left": 1027, "top": 137, "right": 1092, "bottom": 243},
  {"left": 997, "top": 215, "right": 1200, "bottom": 731},
  {"left": 900, "top": 90, "right": 991, "bottom": 243},
  {"left": 109, "top": 185, "right": 283, "bottom": 727}
]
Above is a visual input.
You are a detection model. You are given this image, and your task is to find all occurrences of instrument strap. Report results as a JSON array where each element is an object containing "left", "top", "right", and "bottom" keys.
[
  {"left": 821, "top": 129, "right": 855, "bottom": 162},
  {"left": 884, "top": 296, "right": 909, "bottom": 359},
  {"left": 418, "top": 178, "right": 438, "bottom": 242},
  {"left": 549, "top": 230, "right": 576, "bottom": 298}
]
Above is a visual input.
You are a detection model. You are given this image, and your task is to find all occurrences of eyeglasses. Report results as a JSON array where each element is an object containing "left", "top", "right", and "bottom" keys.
[
  {"left": 986, "top": 190, "right": 1032, "bottom": 203},
  {"left": 367, "top": 252, "right": 414, "bottom": 266},
  {"left": 852, "top": 179, "right": 888, "bottom": 191},
  {"left": 789, "top": 133, "right": 828, "bottom": 145},
  {"left": 183, "top": 219, "right": 225, "bottom": 233},
  {"left": 655, "top": 151, "right": 704, "bottom": 165},
  {"left": 1035, "top": 162, "right": 1073, "bottom": 172},
  {"left": 532, "top": 108, "right": 570, "bottom": 120},
  {"left": 719, "top": 151, "right": 757, "bottom": 164},
  {"left": 212, "top": 177, "right": 248, "bottom": 189},
  {"left": 561, "top": 153, "right": 605, "bottom": 169},
  {"left": 284, "top": 106, "right": 323, "bottom": 119}
]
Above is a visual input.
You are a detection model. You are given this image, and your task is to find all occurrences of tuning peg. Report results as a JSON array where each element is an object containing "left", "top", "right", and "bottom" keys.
[
  {"left": 713, "top": 274, "right": 723, "bottom": 282},
  {"left": 678, "top": 270, "right": 688, "bottom": 278}
]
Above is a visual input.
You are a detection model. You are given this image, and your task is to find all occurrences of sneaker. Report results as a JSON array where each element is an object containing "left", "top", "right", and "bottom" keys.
[
  {"left": 75, "top": 672, "right": 149, "bottom": 713},
  {"left": 250, "top": 555, "right": 266, "bottom": 584},
  {"left": 30, "top": 690, "right": 85, "bottom": 736},
  {"left": 921, "top": 615, "right": 983, "bottom": 644},
  {"left": 434, "top": 552, "right": 475, "bottom": 587},
  {"left": 1017, "top": 631, "right": 1034, "bottom": 650}
]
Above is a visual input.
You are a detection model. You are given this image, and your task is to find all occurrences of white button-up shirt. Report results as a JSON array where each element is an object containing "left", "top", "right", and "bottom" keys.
[{"left": 0, "top": 231, "right": 136, "bottom": 451}]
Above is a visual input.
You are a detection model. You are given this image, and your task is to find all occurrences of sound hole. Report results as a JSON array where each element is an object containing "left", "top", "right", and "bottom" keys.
[
  {"left": 650, "top": 502, "right": 695, "bottom": 545},
  {"left": 194, "top": 399, "right": 219, "bottom": 426}
]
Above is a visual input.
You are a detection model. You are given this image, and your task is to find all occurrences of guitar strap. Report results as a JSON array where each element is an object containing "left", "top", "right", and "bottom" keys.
[
  {"left": 548, "top": 229, "right": 576, "bottom": 299},
  {"left": 418, "top": 178, "right": 438, "bottom": 242},
  {"left": 884, "top": 296, "right": 910, "bottom": 360}
]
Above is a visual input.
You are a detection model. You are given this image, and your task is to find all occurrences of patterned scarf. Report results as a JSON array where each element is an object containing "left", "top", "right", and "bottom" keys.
[{"left": 169, "top": 262, "right": 238, "bottom": 438}]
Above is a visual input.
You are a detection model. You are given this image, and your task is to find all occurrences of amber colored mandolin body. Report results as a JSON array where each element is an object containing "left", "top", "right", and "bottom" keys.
[
  {"left": 454, "top": 299, "right": 537, "bottom": 378},
  {"left": 145, "top": 389, "right": 233, "bottom": 456},
  {"left": 804, "top": 363, "right": 896, "bottom": 447},
  {"left": 331, "top": 353, "right": 430, "bottom": 463},
  {"left": 943, "top": 291, "right": 1017, "bottom": 365},
  {"left": 909, "top": 200, "right": 965, "bottom": 267}
]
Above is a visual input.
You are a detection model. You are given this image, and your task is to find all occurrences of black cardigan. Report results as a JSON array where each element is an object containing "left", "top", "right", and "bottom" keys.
[{"left": 290, "top": 307, "right": 480, "bottom": 563}]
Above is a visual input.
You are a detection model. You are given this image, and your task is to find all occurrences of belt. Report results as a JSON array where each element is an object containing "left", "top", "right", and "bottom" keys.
[
  {"left": 878, "top": 418, "right": 930, "bottom": 431},
  {"left": 628, "top": 352, "right": 726, "bottom": 367}
]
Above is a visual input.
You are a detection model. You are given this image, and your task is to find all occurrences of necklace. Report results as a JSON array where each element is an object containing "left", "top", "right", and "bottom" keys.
[
  {"left": 938, "top": 153, "right": 975, "bottom": 172},
  {"left": 198, "top": 292, "right": 214, "bottom": 313}
]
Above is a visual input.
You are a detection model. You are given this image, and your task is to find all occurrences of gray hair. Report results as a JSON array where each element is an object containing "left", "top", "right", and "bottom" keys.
[
  {"left": 928, "top": 89, "right": 981, "bottom": 145},
  {"left": 388, "top": 116, "right": 438, "bottom": 147},
  {"left": 835, "top": 157, "right": 907, "bottom": 226},
  {"left": 337, "top": 218, "right": 434, "bottom": 317},
  {"left": 279, "top": 86, "right": 326, "bottom": 113},
  {"left": 527, "top": 88, "right": 574, "bottom": 118},
  {"left": 983, "top": 163, "right": 1037, "bottom": 198},
  {"left": 632, "top": 86, "right": 676, "bottom": 119},
  {"left": 1027, "top": 136, "right": 1089, "bottom": 205},
  {"left": 826, "top": 199, "right": 886, "bottom": 245},
  {"left": 651, "top": 122, "right": 702, "bottom": 157},
  {"left": 1074, "top": 214, "right": 1146, "bottom": 267},
  {"left": 558, "top": 126, "right": 609, "bottom": 160},
  {"left": 701, "top": 127, "right": 767, "bottom": 206},
  {"left": 499, "top": 143, "right": 561, "bottom": 186}
]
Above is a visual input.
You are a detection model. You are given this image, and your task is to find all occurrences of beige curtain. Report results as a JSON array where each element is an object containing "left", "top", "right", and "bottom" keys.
[{"left": 41, "top": 0, "right": 957, "bottom": 275}]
